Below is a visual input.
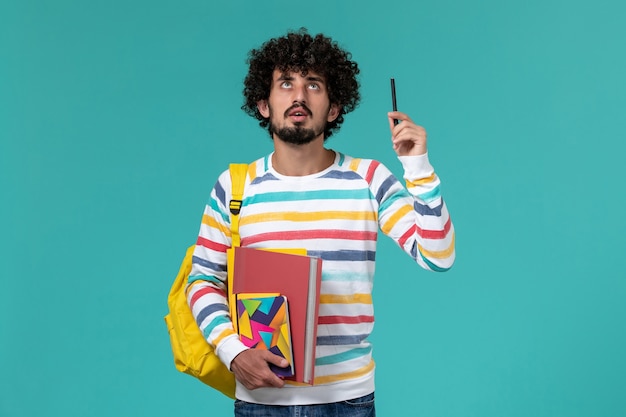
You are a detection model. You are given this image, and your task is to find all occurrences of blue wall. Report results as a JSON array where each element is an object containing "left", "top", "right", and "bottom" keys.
[{"left": 2, "top": 0, "right": 625, "bottom": 416}]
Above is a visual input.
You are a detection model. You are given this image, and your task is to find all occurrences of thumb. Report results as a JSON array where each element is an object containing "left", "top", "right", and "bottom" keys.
[{"left": 262, "top": 351, "right": 289, "bottom": 368}]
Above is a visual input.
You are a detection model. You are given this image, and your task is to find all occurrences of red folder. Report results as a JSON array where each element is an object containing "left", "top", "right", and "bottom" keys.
[{"left": 232, "top": 247, "right": 322, "bottom": 384}]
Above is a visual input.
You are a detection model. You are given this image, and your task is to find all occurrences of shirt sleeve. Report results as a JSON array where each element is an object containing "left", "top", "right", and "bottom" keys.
[
  {"left": 186, "top": 169, "right": 248, "bottom": 369},
  {"left": 375, "top": 153, "right": 455, "bottom": 271}
]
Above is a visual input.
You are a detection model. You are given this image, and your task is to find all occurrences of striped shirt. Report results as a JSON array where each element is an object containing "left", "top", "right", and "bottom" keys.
[{"left": 188, "top": 150, "right": 455, "bottom": 405}]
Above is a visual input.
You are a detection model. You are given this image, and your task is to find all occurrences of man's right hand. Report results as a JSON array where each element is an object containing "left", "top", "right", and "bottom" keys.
[{"left": 230, "top": 349, "right": 288, "bottom": 390}]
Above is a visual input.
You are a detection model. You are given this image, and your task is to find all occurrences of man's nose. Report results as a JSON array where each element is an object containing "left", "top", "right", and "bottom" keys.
[{"left": 292, "top": 84, "right": 307, "bottom": 103}]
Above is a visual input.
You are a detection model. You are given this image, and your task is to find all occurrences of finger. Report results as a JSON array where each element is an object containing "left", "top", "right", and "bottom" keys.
[
  {"left": 387, "top": 111, "right": 414, "bottom": 124},
  {"left": 387, "top": 112, "right": 401, "bottom": 133},
  {"left": 388, "top": 114, "right": 396, "bottom": 132},
  {"left": 389, "top": 114, "right": 409, "bottom": 135},
  {"left": 266, "top": 373, "right": 286, "bottom": 388},
  {"left": 257, "top": 351, "right": 288, "bottom": 388},
  {"left": 262, "top": 351, "right": 289, "bottom": 369},
  {"left": 234, "top": 361, "right": 284, "bottom": 389},
  {"left": 387, "top": 111, "right": 406, "bottom": 133}
]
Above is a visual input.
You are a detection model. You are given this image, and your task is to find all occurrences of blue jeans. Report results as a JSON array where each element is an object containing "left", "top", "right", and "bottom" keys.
[{"left": 234, "top": 392, "right": 375, "bottom": 417}]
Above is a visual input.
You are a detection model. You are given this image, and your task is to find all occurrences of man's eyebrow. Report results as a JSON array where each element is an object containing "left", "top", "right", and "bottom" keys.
[
  {"left": 276, "top": 73, "right": 325, "bottom": 83},
  {"left": 306, "top": 75, "right": 325, "bottom": 83}
]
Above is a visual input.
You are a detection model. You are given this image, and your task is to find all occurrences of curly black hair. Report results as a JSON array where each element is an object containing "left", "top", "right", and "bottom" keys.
[{"left": 242, "top": 28, "right": 360, "bottom": 140}]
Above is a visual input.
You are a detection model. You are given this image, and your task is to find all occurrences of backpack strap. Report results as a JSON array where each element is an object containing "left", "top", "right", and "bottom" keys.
[{"left": 229, "top": 163, "right": 248, "bottom": 248}]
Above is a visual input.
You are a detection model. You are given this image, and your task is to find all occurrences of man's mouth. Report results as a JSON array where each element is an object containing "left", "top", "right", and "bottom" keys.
[{"left": 285, "top": 103, "right": 312, "bottom": 120}]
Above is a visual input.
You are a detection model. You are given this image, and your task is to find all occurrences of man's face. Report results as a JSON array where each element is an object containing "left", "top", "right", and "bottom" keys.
[{"left": 257, "top": 69, "right": 339, "bottom": 145}]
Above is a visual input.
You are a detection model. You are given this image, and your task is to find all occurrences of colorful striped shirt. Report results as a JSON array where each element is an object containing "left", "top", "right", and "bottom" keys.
[{"left": 188, "top": 150, "right": 455, "bottom": 405}]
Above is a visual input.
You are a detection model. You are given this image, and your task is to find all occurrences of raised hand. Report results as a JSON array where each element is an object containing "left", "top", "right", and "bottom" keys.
[{"left": 387, "top": 111, "right": 428, "bottom": 157}]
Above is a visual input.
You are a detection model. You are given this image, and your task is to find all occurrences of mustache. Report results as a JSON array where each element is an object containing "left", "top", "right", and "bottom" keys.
[{"left": 284, "top": 102, "right": 312, "bottom": 117}]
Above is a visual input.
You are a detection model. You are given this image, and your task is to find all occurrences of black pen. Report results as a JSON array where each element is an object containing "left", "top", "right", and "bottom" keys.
[{"left": 390, "top": 78, "right": 398, "bottom": 125}]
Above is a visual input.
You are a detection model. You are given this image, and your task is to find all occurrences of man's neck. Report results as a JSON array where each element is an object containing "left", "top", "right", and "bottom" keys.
[{"left": 271, "top": 136, "right": 335, "bottom": 176}]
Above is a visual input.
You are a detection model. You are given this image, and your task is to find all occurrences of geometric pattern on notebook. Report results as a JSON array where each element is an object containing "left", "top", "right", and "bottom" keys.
[{"left": 236, "top": 295, "right": 294, "bottom": 377}]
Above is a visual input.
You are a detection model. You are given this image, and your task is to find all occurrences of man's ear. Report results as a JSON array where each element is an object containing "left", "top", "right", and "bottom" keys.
[
  {"left": 257, "top": 100, "right": 270, "bottom": 118},
  {"left": 327, "top": 104, "right": 340, "bottom": 122}
]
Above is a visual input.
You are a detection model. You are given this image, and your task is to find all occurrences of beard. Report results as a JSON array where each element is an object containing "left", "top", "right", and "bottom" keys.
[
  {"left": 268, "top": 102, "right": 326, "bottom": 145},
  {"left": 270, "top": 124, "right": 318, "bottom": 145}
]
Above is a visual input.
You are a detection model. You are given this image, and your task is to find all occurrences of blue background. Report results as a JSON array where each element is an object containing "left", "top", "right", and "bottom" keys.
[{"left": 2, "top": 0, "right": 625, "bottom": 416}]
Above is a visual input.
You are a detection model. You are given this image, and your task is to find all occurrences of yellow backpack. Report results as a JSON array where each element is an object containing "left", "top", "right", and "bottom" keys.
[{"left": 164, "top": 163, "right": 248, "bottom": 399}]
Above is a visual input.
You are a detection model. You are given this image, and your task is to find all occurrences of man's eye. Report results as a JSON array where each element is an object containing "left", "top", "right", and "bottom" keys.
[
  {"left": 281, "top": 81, "right": 292, "bottom": 88},
  {"left": 308, "top": 84, "right": 320, "bottom": 90}
]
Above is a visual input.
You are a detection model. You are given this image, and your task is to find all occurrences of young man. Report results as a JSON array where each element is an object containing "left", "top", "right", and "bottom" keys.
[{"left": 187, "top": 29, "right": 455, "bottom": 416}]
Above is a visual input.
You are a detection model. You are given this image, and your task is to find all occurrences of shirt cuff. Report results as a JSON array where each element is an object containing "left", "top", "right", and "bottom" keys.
[
  {"left": 398, "top": 153, "right": 435, "bottom": 180},
  {"left": 215, "top": 333, "right": 249, "bottom": 370}
]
